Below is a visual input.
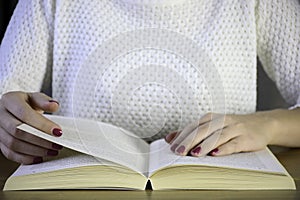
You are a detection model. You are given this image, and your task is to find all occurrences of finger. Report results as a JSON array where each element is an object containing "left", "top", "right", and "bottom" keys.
[
  {"left": 171, "top": 121, "right": 200, "bottom": 144},
  {"left": 173, "top": 117, "right": 228, "bottom": 156},
  {"left": 198, "top": 112, "right": 223, "bottom": 125},
  {"left": 171, "top": 126, "right": 200, "bottom": 155},
  {"left": 1, "top": 92, "right": 63, "bottom": 136},
  {"left": 170, "top": 121, "right": 203, "bottom": 154},
  {"left": 190, "top": 126, "right": 240, "bottom": 157},
  {"left": 210, "top": 134, "right": 267, "bottom": 157},
  {"left": 14, "top": 129, "right": 63, "bottom": 150},
  {"left": 168, "top": 113, "right": 224, "bottom": 144},
  {"left": 171, "top": 113, "right": 227, "bottom": 155},
  {"left": 0, "top": 126, "right": 58, "bottom": 157},
  {"left": 28, "top": 92, "right": 59, "bottom": 113},
  {"left": 210, "top": 137, "right": 245, "bottom": 156},
  {"left": 0, "top": 142, "right": 43, "bottom": 165},
  {"left": 164, "top": 131, "right": 178, "bottom": 143},
  {"left": 189, "top": 129, "right": 222, "bottom": 157},
  {"left": 0, "top": 107, "right": 61, "bottom": 150}
]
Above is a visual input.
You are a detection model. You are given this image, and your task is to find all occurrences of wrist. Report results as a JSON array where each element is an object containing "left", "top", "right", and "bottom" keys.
[
  {"left": 263, "top": 108, "right": 300, "bottom": 147},
  {"left": 254, "top": 109, "right": 282, "bottom": 145},
  {"left": 264, "top": 109, "right": 284, "bottom": 146}
]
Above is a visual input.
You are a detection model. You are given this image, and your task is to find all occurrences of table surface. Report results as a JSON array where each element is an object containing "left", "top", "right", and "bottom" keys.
[{"left": 1, "top": 147, "right": 299, "bottom": 200}]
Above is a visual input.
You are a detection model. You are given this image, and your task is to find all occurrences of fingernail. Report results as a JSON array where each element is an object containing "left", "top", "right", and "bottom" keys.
[
  {"left": 191, "top": 146, "right": 201, "bottom": 155},
  {"left": 47, "top": 149, "right": 59, "bottom": 156},
  {"left": 52, "top": 143, "right": 63, "bottom": 150},
  {"left": 210, "top": 148, "right": 219, "bottom": 155},
  {"left": 33, "top": 157, "right": 43, "bottom": 164},
  {"left": 176, "top": 145, "right": 186, "bottom": 154},
  {"left": 164, "top": 132, "right": 176, "bottom": 142},
  {"left": 49, "top": 99, "right": 59, "bottom": 105},
  {"left": 170, "top": 143, "right": 179, "bottom": 152},
  {"left": 52, "top": 128, "right": 63, "bottom": 137}
]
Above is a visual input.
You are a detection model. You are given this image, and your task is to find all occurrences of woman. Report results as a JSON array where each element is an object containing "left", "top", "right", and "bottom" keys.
[{"left": 0, "top": 0, "right": 299, "bottom": 164}]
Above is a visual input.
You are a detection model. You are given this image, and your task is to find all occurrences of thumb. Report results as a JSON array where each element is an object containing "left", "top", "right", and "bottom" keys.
[{"left": 28, "top": 92, "right": 60, "bottom": 113}]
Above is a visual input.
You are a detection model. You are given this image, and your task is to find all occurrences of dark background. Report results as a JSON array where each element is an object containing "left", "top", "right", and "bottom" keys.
[
  {"left": 0, "top": 0, "right": 18, "bottom": 41},
  {"left": 0, "top": 0, "right": 287, "bottom": 111}
]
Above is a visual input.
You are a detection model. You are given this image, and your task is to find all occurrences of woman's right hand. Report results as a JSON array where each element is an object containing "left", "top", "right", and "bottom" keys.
[{"left": 0, "top": 91, "right": 64, "bottom": 164}]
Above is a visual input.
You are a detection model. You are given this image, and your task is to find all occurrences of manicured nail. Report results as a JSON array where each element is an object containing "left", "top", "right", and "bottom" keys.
[
  {"left": 171, "top": 143, "right": 179, "bottom": 152},
  {"left": 33, "top": 157, "right": 43, "bottom": 164},
  {"left": 164, "top": 132, "right": 176, "bottom": 142},
  {"left": 52, "top": 143, "right": 63, "bottom": 150},
  {"left": 210, "top": 148, "right": 219, "bottom": 155},
  {"left": 191, "top": 146, "right": 201, "bottom": 155},
  {"left": 52, "top": 128, "right": 63, "bottom": 137},
  {"left": 176, "top": 145, "right": 186, "bottom": 154},
  {"left": 49, "top": 99, "right": 59, "bottom": 105},
  {"left": 47, "top": 149, "right": 59, "bottom": 156}
]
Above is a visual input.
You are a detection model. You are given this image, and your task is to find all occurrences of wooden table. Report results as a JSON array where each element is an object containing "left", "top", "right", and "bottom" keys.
[{"left": 1, "top": 148, "right": 299, "bottom": 200}]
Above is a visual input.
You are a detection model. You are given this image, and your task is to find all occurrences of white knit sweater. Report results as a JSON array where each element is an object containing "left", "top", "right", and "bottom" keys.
[{"left": 0, "top": 0, "right": 299, "bottom": 141}]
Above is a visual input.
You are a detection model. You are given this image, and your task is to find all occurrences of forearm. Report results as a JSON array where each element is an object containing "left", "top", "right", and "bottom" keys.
[{"left": 268, "top": 108, "right": 300, "bottom": 147}]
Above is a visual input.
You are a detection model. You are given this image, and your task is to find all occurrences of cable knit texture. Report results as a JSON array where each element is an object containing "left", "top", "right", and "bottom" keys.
[{"left": 0, "top": 0, "right": 299, "bottom": 141}]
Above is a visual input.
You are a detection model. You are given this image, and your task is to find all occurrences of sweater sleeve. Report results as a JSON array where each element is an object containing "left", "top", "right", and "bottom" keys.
[
  {"left": 0, "top": 0, "right": 55, "bottom": 96},
  {"left": 256, "top": 0, "right": 300, "bottom": 108}
]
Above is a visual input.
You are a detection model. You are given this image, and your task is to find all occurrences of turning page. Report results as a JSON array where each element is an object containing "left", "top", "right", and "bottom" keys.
[{"left": 17, "top": 115, "right": 150, "bottom": 174}]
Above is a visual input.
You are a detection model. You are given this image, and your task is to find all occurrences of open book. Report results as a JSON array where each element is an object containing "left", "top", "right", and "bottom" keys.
[{"left": 4, "top": 115, "right": 295, "bottom": 190}]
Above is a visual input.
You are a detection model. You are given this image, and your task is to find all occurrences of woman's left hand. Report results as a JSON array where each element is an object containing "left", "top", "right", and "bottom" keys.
[{"left": 164, "top": 111, "right": 278, "bottom": 157}]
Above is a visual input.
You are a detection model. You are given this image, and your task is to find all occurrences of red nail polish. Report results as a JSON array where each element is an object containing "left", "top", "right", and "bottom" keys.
[
  {"left": 176, "top": 145, "right": 185, "bottom": 154},
  {"left": 33, "top": 157, "right": 43, "bottom": 164},
  {"left": 52, "top": 128, "right": 63, "bottom": 137},
  {"left": 47, "top": 150, "right": 59, "bottom": 156},
  {"left": 165, "top": 132, "right": 176, "bottom": 142},
  {"left": 52, "top": 143, "right": 63, "bottom": 150},
  {"left": 164, "top": 134, "right": 171, "bottom": 142},
  {"left": 171, "top": 144, "right": 179, "bottom": 152},
  {"left": 210, "top": 148, "right": 219, "bottom": 155},
  {"left": 49, "top": 99, "right": 60, "bottom": 105},
  {"left": 192, "top": 146, "right": 201, "bottom": 155}
]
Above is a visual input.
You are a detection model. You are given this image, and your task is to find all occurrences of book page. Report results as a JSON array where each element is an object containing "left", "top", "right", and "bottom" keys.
[
  {"left": 148, "top": 139, "right": 288, "bottom": 176},
  {"left": 11, "top": 148, "right": 116, "bottom": 177},
  {"left": 17, "top": 115, "right": 150, "bottom": 174}
]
